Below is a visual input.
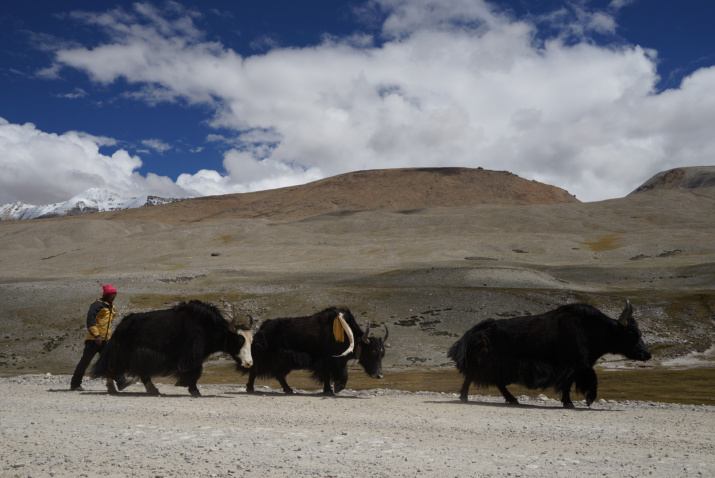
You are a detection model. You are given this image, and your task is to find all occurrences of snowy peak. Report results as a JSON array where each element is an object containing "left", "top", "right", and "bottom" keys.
[{"left": 0, "top": 189, "right": 185, "bottom": 221}]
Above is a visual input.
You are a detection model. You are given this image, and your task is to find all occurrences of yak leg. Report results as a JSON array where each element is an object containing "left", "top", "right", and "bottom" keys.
[
  {"left": 575, "top": 367, "right": 598, "bottom": 407},
  {"left": 188, "top": 384, "right": 201, "bottom": 398},
  {"left": 176, "top": 367, "right": 203, "bottom": 397},
  {"left": 561, "top": 390, "right": 575, "bottom": 408},
  {"left": 560, "top": 380, "right": 575, "bottom": 409},
  {"left": 497, "top": 384, "right": 519, "bottom": 405},
  {"left": 276, "top": 374, "right": 294, "bottom": 394},
  {"left": 246, "top": 368, "right": 257, "bottom": 393},
  {"left": 331, "top": 361, "right": 348, "bottom": 394},
  {"left": 141, "top": 376, "right": 160, "bottom": 396},
  {"left": 106, "top": 377, "right": 118, "bottom": 394},
  {"left": 317, "top": 369, "right": 334, "bottom": 396},
  {"left": 458, "top": 377, "right": 471, "bottom": 402}
]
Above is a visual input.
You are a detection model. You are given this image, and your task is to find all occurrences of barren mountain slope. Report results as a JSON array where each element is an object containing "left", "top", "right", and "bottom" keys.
[
  {"left": 0, "top": 168, "right": 714, "bottom": 374},
  {"left": 631, "top": 166, "right": 715, "bottom": 193},
  {"left": 86, "top": 167, "right": 579, "bottom": 224}
]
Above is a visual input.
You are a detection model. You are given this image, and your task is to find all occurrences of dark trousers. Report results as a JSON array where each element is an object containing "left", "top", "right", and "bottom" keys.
[{"left": 70, "top": 340, "right": 103, "bottom": 389}]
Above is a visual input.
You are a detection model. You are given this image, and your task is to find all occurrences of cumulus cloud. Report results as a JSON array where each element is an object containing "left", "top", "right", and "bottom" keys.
[
  {"left": 0, "top": 117, "right": 187, "bottom": 204},
  {"left": 10, "top": 0, "right": 715, "bottom": 202}
]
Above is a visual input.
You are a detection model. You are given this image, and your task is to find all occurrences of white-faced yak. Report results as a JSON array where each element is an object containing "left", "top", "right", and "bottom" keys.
[
  {"left": 447, "top": 301, "right": 651, "bottom": 408},
  {"left": 242, "top": 307, "right": 388, "bottom": 396},
  {"left": 91, "top": 300, "right": 253, "bottom": 397}
]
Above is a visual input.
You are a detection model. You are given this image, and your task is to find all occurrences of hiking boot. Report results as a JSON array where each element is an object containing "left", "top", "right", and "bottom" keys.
[{"left": 116, "top": 377, "right": 137, "bottom": 391}]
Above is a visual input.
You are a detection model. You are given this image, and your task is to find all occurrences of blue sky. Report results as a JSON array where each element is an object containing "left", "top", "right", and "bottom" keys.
[{"left": 1, "top": 0, "right": 714, "bottom": 204}]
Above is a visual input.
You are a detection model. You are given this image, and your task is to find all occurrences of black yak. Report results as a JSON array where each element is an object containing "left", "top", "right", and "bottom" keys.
[
  {"left": 91, "top": 300, "right": 253, "bottom": 397},
  {"left": 447, "top": 301, "right": 651, "bottom": 408},
  {"left": 242, "top": 307, "right": 388, "bottom": 395}
]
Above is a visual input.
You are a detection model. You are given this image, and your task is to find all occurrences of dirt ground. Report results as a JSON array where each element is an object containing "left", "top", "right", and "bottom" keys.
[{"left": 1, "top": 374, "right": 713, "bottom": 478}]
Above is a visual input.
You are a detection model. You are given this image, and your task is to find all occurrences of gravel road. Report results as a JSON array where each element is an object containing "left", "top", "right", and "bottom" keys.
[{"left": 2, "top": 374, "right": 713, "bottom": 478}]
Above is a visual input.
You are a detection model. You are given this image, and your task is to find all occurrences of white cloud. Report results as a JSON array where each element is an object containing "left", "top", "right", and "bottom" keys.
[
  {"left": 58, "top": 87, "right": 88, "bottom": 99},
  {"left": 14, "top": 0, "right": 715, "bottom": 203},
  {"left": 141, "top": 138, "right": 172, "bottom": 153},
  {"left": 176, "top": 149, "right": 322, "bottom": 196},
  {"left": 0, "top": 117, "right": 189, "bottom": 204}
]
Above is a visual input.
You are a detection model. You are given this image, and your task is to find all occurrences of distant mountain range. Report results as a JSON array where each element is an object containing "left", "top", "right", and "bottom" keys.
[
  {"left": 2, "top": 166, "right": 713, "bottom": 222},
  {"left": 0, "top": 188, "right": 185, "bottom": 221}
]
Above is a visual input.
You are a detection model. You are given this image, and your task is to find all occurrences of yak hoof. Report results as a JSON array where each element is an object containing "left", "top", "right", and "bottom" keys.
[
  {"left": 563, "top": 401, "right": 575, "bottom": 409},
  {"left": 459, "top": 395, "right": 469, "bottom": 403},
  {"left": 506, "top": 399, "right": 519, "bottom": 406},
  {"left": 144, "top": 382, "right": 161, "bottom": 396},
  {"left": 283, "top": 388, "right": 294, "bottom": 395},
  {"left": 189, "top": 389, "right": 201, "bottom": 398},
  {"left": 106, "top": 378, "right": 118, "bottom": 395}
]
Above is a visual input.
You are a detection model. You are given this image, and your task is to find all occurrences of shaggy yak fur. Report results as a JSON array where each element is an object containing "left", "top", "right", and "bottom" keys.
[
  {"left": 91, "top": 300, "right": 253, "bottom": 397},
  {"left": 448, "top": 301, "right": 651, "bottom": 408},
  {"left": 241, "top": 307, "right": 388, "bottom": 395}
]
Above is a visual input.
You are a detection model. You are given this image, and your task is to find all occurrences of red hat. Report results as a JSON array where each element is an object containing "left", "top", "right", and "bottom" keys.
[{"left": 102, "top": 284, "right": 117, "bottom": 295}]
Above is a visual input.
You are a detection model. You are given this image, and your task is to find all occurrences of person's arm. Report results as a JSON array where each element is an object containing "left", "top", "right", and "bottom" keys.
[{"left": 86, "top": 302, "right": 102, "bottom": 344}]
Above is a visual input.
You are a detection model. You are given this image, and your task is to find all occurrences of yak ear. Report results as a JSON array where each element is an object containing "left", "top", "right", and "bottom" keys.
[{"left": 618, "top": 300, "right": 633, "bottom": 327}]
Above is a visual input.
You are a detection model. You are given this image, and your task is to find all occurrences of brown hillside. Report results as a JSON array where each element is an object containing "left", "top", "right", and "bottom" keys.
[
  {"left": 630, "top": 166, "right": 715, "bottom": 194},
  {"left": 94, "top": 167, "right": 579, "bottom": 223}
]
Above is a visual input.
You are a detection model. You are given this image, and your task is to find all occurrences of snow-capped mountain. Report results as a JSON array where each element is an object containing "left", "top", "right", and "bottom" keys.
[{"left": 0, "top": 188, "right": 185, "bottom": 221}]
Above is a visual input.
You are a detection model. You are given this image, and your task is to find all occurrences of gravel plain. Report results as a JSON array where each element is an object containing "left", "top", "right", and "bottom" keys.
[{"left": 2, "top": 374, "right": 714, "bottom": 478}]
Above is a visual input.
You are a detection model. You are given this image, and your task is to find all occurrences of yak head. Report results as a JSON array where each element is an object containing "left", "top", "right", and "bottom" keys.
[
  {"left": 356, "top": 323, "right": 389, "bottom": 379},
  {"left": 614, "top": 300, "right": 651, "bottom": 362},
  {"left": 226, "top": 311, "right": 254, "bottom": 368}
]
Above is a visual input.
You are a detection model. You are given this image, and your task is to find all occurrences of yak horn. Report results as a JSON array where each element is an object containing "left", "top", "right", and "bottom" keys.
[
  {"left": 333, "top": 313, "right": 355, "bottom": 357},
  {"left": 383, "top": 324, "right": 389, "bottom": 343},
  {"left": 618, "top": 300, "right": 633, "bottom": 326},
  {"left": 229, "top": 311, "right": 238, "bottom": 333},
  {"left": 242, "top": 310, "right": 255, "bottom": 327},
  {"left": 362, "top": 323, "right": 371, "bottom": 344}
]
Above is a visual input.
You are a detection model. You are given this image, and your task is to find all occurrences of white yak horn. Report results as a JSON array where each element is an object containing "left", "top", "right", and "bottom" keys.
[{"left": 333, "top": 313, "right": 355, "bottom": 357}]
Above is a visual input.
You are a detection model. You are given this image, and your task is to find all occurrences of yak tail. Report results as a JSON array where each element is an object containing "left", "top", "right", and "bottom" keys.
[
  {"left": 447, "top": 339, "right": 468, "bottom": 367},
  {"left": 448, "top": 320, "right": 495, "bottom": 373},
  {"left": 448, "top": 335, "right": 491, "bottom": 376}
]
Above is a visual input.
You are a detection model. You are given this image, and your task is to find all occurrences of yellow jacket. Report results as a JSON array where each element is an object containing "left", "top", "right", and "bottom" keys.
[{"left": 85, "top": 299, "right": 116, "bottom": 341}]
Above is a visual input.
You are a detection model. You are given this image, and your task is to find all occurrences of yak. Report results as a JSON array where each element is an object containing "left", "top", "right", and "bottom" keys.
[
  {"left": 447, "top": 300, "right": 651, "bottom": 408},
  {"left": 91, "top": 300, "right": 253, "bottom": 397},
  {"left": 242, "top": 307, "right": 388, "bottom": 396}
]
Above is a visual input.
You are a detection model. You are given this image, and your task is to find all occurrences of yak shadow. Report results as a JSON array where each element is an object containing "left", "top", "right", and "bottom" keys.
[
  {"left": 225, "top": 389, "right": 365, "bottom": 400},
  {"left": 48, "top": 388, "right": 231, "bottom": 399},
  {"left": 429, "top": 399, "right": 618, "bottom": 412}
]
